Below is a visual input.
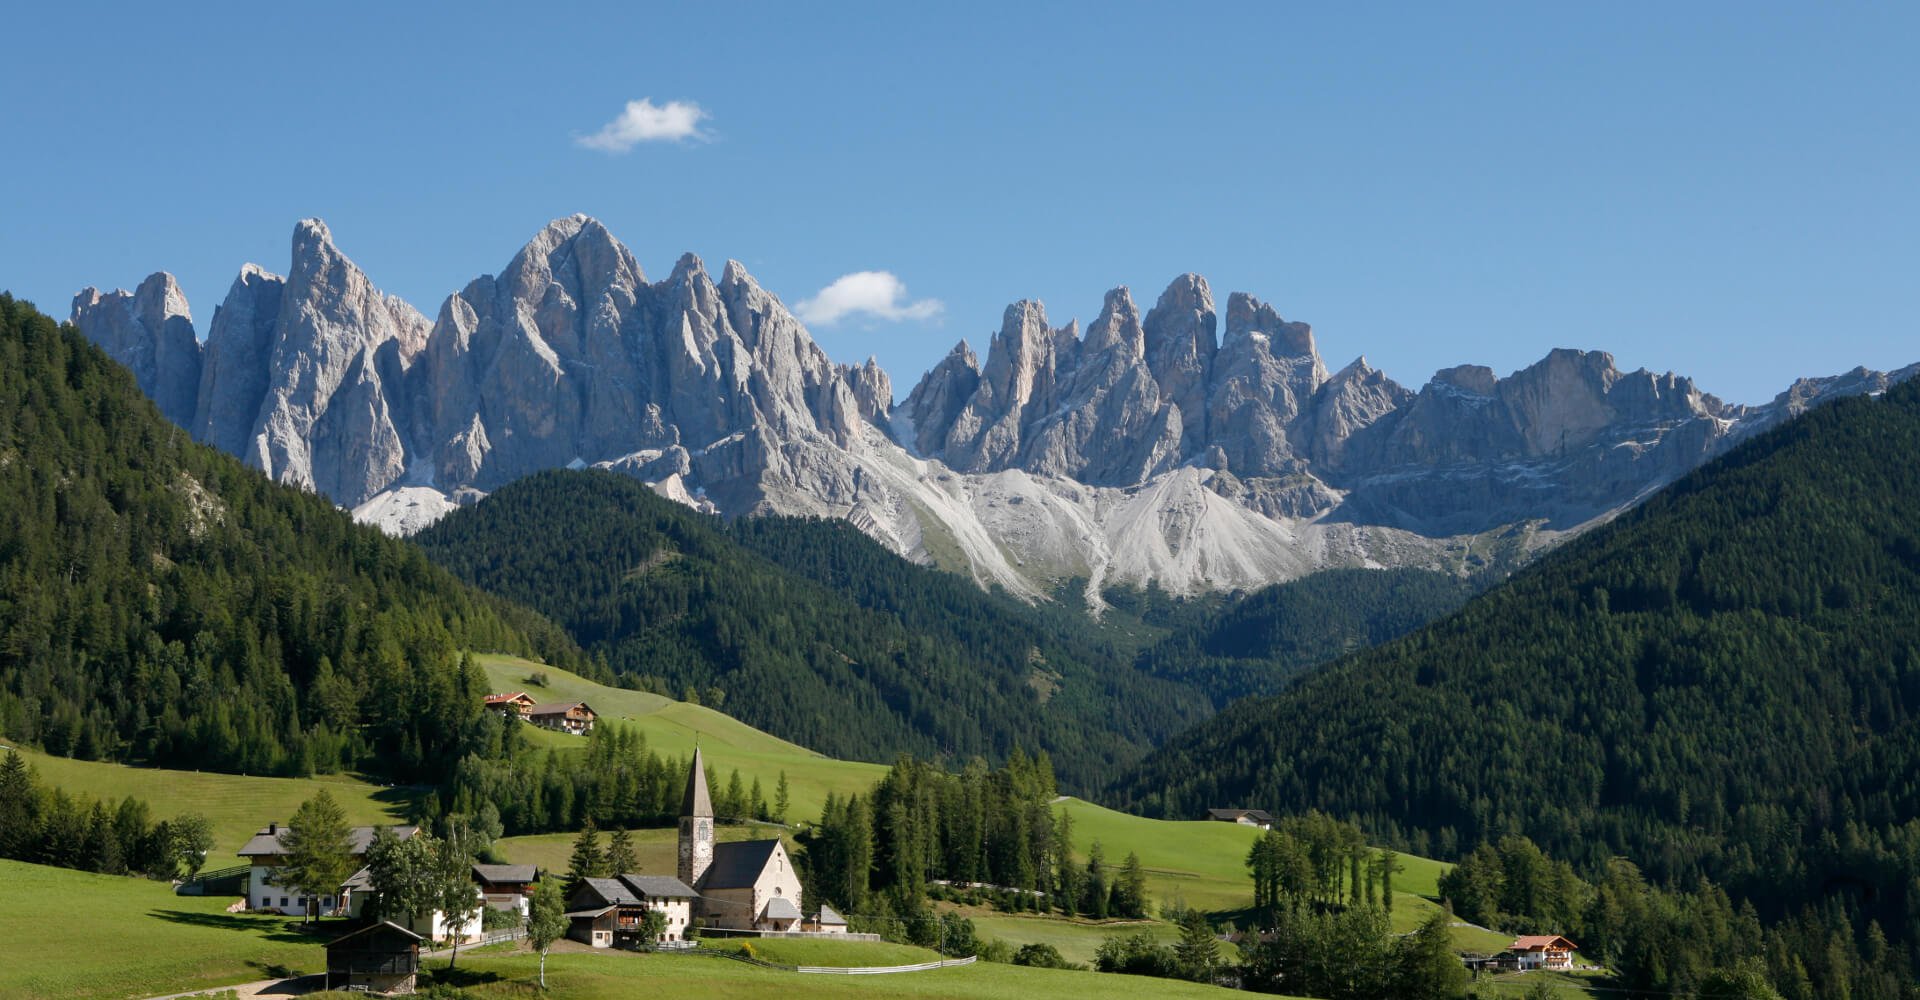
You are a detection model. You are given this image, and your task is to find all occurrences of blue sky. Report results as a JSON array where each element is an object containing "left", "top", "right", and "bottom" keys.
[{"left": 2, "top": 2, "right": 1913, "bottom": 404}]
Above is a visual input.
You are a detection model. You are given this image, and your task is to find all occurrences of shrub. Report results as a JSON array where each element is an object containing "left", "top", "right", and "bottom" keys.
[{"left": 1014, "top": 942, "right": 1074, "bottom": 969}]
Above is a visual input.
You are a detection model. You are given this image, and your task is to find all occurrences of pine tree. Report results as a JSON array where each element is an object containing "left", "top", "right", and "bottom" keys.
[
  {"left": 0, "top": 751, "right": 37, "bottom": 859},
  {"left": 605, "top": 828, "right": 637, "bottom": 877},
  {"left": 1119, "top": 851, "right": 1150, "bottom": 918},
  {"left": 276, "top": 790, "right": 356, "bottom": 922},
  {"left": 1175, "top": 908, "right": 1220, "bottom": 983},
  {"left": 1053, "top": 810, "right": 1083, "bottom": 916},
  {"left": 774, "top": 771, "right": 790, "bottom": 824},
  {"left": 1085, "top": 841, "right": 1109, "bottom": 919},
  {"left": 565, "top": 820, "right": 603, "bottom": 893}
]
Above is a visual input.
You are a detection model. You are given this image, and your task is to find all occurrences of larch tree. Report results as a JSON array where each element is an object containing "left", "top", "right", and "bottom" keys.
[{"left": 276, "top": 790, "right": 356, "bottom": 923}]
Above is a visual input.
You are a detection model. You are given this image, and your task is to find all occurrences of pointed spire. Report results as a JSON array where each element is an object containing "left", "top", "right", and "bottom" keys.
[{"left": 682, "top": 746, "right": 713, "bottom": 819}]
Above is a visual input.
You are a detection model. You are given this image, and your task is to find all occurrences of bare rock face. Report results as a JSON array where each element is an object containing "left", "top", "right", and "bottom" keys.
[
  {"left": 242, "top": 220, "right": 430, "bottom": 503},
  {"left": 78, "top": 216, "right": 1918, "bottom": 598},
  {"left": 70, "top": 272, "right": 202, "bottom": 426},
  {"left": 195, "top": 265, "right": 285, "bottom": 456}
]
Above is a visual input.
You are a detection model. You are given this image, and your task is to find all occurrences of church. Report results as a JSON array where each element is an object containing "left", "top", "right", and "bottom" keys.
[{"left": 678, "top": 747, "right": 808, "bottom": 932}]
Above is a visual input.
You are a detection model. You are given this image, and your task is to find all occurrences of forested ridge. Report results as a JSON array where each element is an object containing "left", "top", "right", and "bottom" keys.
[
  {"left": 1114, "top": 377, "right": 1920, "bottom": 966},
  {"left": 0, "top": 294, "right": 584, "bottom": 779},
  {"left": 415, "top": 469, "right": 1214, "bottom": 791},
  {"left": 1136, "top": 567, "right": 1476, "bottom": 706}
]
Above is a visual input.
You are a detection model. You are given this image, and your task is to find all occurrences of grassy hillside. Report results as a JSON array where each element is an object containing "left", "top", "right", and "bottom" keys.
[
  {"left": 480, "top": 654, "right": 888, "bottom": 821},
  {"left": 1115, "top": 377, "right": 1920, "bottom": 958},
  {"left": 0, "top": 859, "right": 328, "bottom": 999},
  {"left": 0, "top": 743, "right": 418, "bottom": 860},
  {"left": 417, "top": 469, "right": 1213, "bottom": 791}
]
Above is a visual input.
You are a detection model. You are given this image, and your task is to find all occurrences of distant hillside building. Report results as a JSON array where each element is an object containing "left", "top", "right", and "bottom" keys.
[
  {"left": 1207, "top": 808, "right": 1276, "bottom": 830},
  {"left": 1509, "top": 935, "right": 1577, "bottom": 971},
  {"left": 527, "top": 701, "right": 597, "bottom": 734},
  {"left": 484, "top": 692, "right": 536, "bottom": 718},
  {"left": 678, "top": 748, "right": 806, "bottom": 932}
]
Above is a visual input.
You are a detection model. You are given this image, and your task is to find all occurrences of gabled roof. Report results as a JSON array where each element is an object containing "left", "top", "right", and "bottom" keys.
[
  {"left": 576, "top": 877, "right": 643, "bottom": 907},
  {"left": 564, "top": 905, "right": 615, "bottom": 920},
  {"left": 682, "top": 747, "right": 713, "bottom": 818},
  {"left": 1206, "top": 808, "right": 1276, "bottom": 824},
  {"left": 762, "top": 896, "right": 802, "bottom": 921},
  {"left": 473, "top": 863, "right": 538, "bottom": 884},
  {"left": 527, "top": 701, "right": 594, "bottom": 717},
  {"left": 327, "top": 920, "right": 422, "bottom": 949},
  {"left": 620, "top": 874, "right": 697, "bottom": 899},
  {"left": 701, "top": 839, "right": 783, "bottom": 890},
  {"left": 484, "top": 692, "right": 534, "bottom": 705},
  {"left": 341, "top": 865, "right": 374, "bottom": 891},
  {"left": 239, "top": 824, "right": 419, "bottom": 859},
  {"left": 1510, "top": 935, "right": 1577, "bottom": 951},
  {"left": 815, "top": 903, "right": 846, "bottom": 925}
]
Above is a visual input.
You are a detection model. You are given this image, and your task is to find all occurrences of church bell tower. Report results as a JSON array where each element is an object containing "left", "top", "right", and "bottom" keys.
[{"left": 678, "top": 746, "right": 714, "bottom": 888}]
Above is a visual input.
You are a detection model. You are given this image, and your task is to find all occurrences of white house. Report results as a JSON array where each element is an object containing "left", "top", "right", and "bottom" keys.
[
  {"left": 238, "top": 823, "right": 419, "bottom": 917},
  {"left": 565, "top": 874, "right": 699, "bottom": 947}
]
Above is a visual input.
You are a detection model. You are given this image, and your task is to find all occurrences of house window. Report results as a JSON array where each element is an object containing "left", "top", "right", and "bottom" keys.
[
  {"left": 280, "top": 897, "right": 289, "bottom": 907},
  {"left": 322, "top": 896, "right": 332, "bottom": 907}
]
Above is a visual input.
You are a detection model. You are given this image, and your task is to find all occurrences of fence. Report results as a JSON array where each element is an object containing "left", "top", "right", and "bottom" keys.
[{"left": 175, "top": 865, "right": 249, "bottom": 897}]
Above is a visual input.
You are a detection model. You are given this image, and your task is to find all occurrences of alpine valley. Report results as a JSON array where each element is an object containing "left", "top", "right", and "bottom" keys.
[{"left": 71, "top": 217, "right": 1920, "bottom": 603}]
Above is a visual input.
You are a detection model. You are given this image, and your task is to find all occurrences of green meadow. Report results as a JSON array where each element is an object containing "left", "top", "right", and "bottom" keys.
[
  {"left": 1, "top": 743, "right": 419, "bottom": 861},
  {"left": 478, "top": 654, "right": 888, "bottom": 820},
  {"left": 410, "top": 947, "right": 1268, "bottom": 1000},
  {"left": 0, "top": 859, "right": 328, "bottom": 999}
]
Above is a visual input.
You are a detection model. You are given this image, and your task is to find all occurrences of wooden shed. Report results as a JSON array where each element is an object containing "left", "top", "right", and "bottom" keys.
[{"left": 326, "top": 920, "right": 422, "bottom": 994}]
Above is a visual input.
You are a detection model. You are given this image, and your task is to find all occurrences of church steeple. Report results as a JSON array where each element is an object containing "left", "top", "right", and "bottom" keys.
[{"left": 678, "top": 747, "right": 714, "bottom": 887}]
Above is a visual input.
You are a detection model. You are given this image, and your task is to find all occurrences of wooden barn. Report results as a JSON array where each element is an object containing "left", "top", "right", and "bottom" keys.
[{"left": 326, "top": 920, "right": 421, "bottom": 994}]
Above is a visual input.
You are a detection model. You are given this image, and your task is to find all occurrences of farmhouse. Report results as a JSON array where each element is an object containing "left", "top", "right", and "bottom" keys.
[
  {"left": 238, "top": 822, "right": 419, "bottom": 916},
  {"left": 1207, "top": 808, "right": 1276, "bottom": 829},
  {"left": 483, "top": 692, "right": 536, "bottom": 718},
  {"left": 565, "top": 874, "right": 699, "bottom": 948},
  {"left": 473, "top": 863, "right": 540, "bottom": 915},
  {"left": 679, "top": 748, "right": 807, "bottom": 932},
  {"left": 325, "top": 920, "right": 421, "bottom": 995},
  {"left": 526, "top": 700, "right": 597, "bottom": 735},
  {"left": 1509, "top": 935, "right": 1577, "bottom": 971}
]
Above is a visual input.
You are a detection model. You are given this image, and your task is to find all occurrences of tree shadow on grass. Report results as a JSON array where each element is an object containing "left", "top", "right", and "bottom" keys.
[
  {"left": 146, "top": 909, "right": 330, "bottom": 944},
  {"left": 424, "top": 966, "right": 505, "bottom": 989}
]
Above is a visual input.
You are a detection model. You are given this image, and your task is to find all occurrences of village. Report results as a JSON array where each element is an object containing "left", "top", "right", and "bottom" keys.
[{"left": 156, "top": 689, "right": 1588, "bottom": 997}]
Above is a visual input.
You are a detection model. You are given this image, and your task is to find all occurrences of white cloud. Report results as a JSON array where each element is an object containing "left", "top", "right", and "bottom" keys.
[
  {"left": 795, "top": 271, "right": 944, "bottom": 326},
  {"left": 576, "top": 98, "right": 710, "bottom": 152}
]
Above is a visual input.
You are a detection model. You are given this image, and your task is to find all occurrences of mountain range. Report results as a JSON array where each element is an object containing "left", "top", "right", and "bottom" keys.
[{"left": 72, "top": 217, "right": 1918, "bottom": 600}]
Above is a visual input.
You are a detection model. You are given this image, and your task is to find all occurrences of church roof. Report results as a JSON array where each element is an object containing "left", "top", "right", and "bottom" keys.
[
  {"left": 701, "top": 839, "right": 782, "bottom": 890},
  {"left": 762, "top": 896, "right": 802, "bottom": 921},
  {"left": 682, "top": 747, "right": 713, "bottom": 819},
  {"left": 816, "top": 903, "right": 846, "bottom": 925}
]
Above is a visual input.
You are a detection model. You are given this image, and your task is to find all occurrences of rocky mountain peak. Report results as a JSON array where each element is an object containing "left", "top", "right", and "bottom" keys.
[
  {"left": 70, "top": 271, "right": 202, "bottom": 427},
  {"left": 1224, "top": 291, "right": 1317, "bottom": 359},
  {"left": 1083, "top": 286, "right": 1145, "bottom": 357}
]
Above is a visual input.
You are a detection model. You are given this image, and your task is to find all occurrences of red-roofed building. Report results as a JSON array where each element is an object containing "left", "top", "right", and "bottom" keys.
[
  {"left": 1509, "top": 935, "right": 1576, "bottom": 971},
  {"left": 484, "top": 692, "right": 536, "bottom": 718}
]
